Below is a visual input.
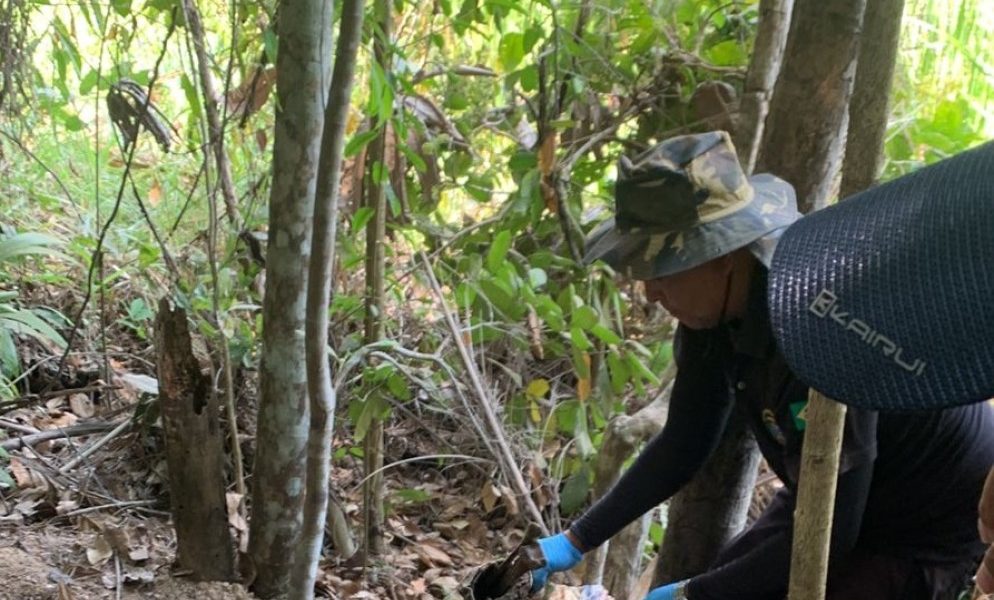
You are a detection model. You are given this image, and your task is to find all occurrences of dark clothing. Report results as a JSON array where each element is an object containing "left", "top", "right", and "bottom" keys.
[{"left": 569, "top": 267, "right": 994, "bottom": 599}]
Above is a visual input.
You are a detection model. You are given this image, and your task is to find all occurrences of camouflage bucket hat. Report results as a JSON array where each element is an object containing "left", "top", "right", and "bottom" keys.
[{"left": 584, "top": 131, "right": 801, "bottom": 280}]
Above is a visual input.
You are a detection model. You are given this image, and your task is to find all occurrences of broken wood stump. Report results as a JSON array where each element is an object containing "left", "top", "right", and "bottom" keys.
[{"left": 155, "top": 298, "right": 235, "bottom": 581}]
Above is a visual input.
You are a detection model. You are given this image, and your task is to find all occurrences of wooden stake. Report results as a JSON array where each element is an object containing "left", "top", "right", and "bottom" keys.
[{"left": 787, "top": 389, "right": 846, "bottom": 600}]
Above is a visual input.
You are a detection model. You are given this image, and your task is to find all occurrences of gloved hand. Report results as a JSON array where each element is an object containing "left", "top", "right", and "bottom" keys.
[
  {"left": 645, "top": 580, "right": 689, "bottom": 600},
  {"left": 530, "top": 532, "right": 584, "bottom": 591}
]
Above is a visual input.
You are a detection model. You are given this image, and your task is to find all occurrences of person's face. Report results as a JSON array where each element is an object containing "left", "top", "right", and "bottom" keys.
[{"left": 642, "top": 256, "right": 733, "bottom": 330}]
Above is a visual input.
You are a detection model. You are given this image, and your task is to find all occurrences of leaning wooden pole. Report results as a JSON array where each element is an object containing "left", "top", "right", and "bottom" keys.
[{"left": 787, "top": 391, "right": 845, "bottom": 600}]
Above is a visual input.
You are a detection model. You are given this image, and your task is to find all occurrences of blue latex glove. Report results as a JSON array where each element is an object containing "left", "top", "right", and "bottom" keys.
[
  {"left": 645, "top": 580, "right": 689, "bottom": 600},
  {"left": 530, "top": 533, "right": 583, "bottom": 591}
]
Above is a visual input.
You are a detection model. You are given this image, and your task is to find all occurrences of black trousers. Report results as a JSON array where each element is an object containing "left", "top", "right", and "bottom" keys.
[{"left": 711, "top": 489, "right": 977, "bottom": 600}]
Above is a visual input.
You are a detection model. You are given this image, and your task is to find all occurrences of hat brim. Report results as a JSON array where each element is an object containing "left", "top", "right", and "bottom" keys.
[
  {"left": 584, "top": 174, "right": 799, "bottom": 279},
  {"left": 769, "top": 141, "right": 994, "bottom": 411}
]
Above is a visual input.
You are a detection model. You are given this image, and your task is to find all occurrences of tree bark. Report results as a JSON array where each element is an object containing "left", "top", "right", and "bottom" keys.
[
  {"left": 784, "top": 3, "right": 900, "bottom": 597},
  {"left": 247, "top": 0, "right": 332, "bottom": 596},
  {"left": 179, "top": 0, "right": 241, "bottom": 224},
  {"left": 289, "top": 0, "right": 365, "bottom": 593},
  {"left": 839, "top": 0, "right": 905, "bottom": 198},
  {"left": 155, "top": 299, "right": 235, "bottom": 582},
  {"left": 734, "top": 0, "right": 794, "bottom": 173},
  {"left": 655, "top": 413, "right": 760, "bottom": 584},
  {"left": 755, "top": 0, "right": 866, "bottom": 213},
  {"left": 582, "top": 366, "right": 674, "bottom": 595}
]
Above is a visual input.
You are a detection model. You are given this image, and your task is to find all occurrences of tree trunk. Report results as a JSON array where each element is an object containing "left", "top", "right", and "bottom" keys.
[
  {"left": 290, "top": 0, "right": 365, "bottom": 594},
  {"left": 650, "top": 2, "right": 795, "bottom": 578},
  {"left": 583, "top": 370, "right": 673, "bottom": 591},
  {"left": 155, "top": 299, "right": 235, "bottom": 582},
  {"left": 655, "top": 413, "right": 760, "bottom": 584},
  {"left": 782, "top": 1, "right": 900, "bottom": 597},
  {"left": 247, "top": 0, "right": 332, "bottom": 596},
  {"left": 362, "top": 0, "right": 392, "bottom": 560},
  {"left": 179, "top": 0, "right": 241, "bottom": 224},
  {"left": 839, "top": 0, "right": 905, "bottom": 198},
  {"left": 755, "top": 0, "right": 866, "bottom": 213},
  {"left": 786, "top": 7, "right": 903, "bottom": 598},
  {"left": 734, "top": 0, "right": 794, "bottom": 173}
]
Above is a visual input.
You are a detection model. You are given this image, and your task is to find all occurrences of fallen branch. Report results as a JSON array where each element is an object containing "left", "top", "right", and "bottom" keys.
[{"left": 0, "top": 420, "right": 122, "bottom": 451}]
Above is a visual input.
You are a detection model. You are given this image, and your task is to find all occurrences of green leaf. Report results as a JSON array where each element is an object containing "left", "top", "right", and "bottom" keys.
[
  {"left": 606, "top": 351, "right": 630, "bottom": 394},
  {"left": 387, "top": 373, "right": 411, "bottom": 401},
  {"left": 590, "top": 324, "right": 622, "bottom": 345},
  {"left": 181, "top": 73, "right": 201, "bottom": 116},
  {"left": 519, "top": 65, "right": 539, "bottom": 92},
  {"left": 0, "top": 233, "right": 62, "bottom": 263},
  {"left": 0, "top": 310, "right": 67, "bottom": 349},
  {"left": 262, "top": 28, "right": 279, "bottom": 64},
  {"left": 345, "top": 129, "right": 380, "bottom": 158},
  {"left": 454, "top": 282, "right": 477, "bottom": 308},
  {"left": 560, "top": 466, "right": 590, "bottom": 514},
  {"left": 0, "top": 330, "right": 18, "bottom": 377},
  {"left": 487, "top": 230, "right": 512, "bottom": 272},
  {"left": 499, "top": 32, "right": 525, "bottom": 71},
  {"left": 706, "top": 40, "right": 745, "bottom": 66},
  {"left": 527, "top": 267, "right": 547, "bottom": 289},
  {"left": 79, "top": 69, "right": 100, "bottom": 95},
  {"left": 351, "top": 206, "right": 375, "bottom": 231},
  {"left": 571, "top": 306, "right": 598, "bottom": 330},
  {"left": 570, "top": 326, "right": 592, "bottom": 351}
]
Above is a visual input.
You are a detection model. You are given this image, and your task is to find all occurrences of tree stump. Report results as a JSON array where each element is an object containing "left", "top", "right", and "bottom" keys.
[{"left": 155, "top": 298, "right": 235, "bottom": 581}]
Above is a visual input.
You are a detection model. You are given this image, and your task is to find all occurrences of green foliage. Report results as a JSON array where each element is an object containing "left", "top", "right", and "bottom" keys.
[
  {"left": 0, "top": 232, "right": 69, "bottom": 399},
  {"left": 3, "top": 0, "right": 992, "bottom": 524}
]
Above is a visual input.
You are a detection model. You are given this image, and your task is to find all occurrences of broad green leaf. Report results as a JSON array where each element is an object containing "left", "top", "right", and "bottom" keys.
[
  {"left": 486, "top": 230, "right": 512, "bottom": 272},
  {"left": 0, "top": 310, "right": 67, "bottom": 349},
  {"left": 571, "top": 305, "right": 598, "bottom": 330},
  {"left": 499, "top": 32, "right": 525, "bottom": 71},
  {"left": 706, "top": 40, "right": 746, "bottom": 66},
  {"left": 590, "top": 324, "right": 622, "bottom": 345},
  {"left": 570, "top": 326, "right": 592, "bottom": 351},
  {"left": 607, "top": 351, "right": 630, "bottom": 394}
]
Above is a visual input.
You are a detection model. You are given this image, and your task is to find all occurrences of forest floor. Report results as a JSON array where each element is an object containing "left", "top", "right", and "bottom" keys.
[{"left": 0, "top": 287, "right": 569, "bottom": 600}]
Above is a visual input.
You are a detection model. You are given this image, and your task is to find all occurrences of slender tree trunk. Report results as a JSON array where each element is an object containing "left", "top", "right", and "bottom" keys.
[
  {"left": 655, "top": 414, "right": 760, "bottom": 584},
  {"left": 734, "top": 0, "right": 794, "bottom": 172},
  {"left": 155, "top": 299, "right": 235, "bottom": 582},
  {"left": 290, "top": 0, "right": 366, "bottom": 594},
  {"left": 179, "top": 0, "right": 241, "bottom": 224},
  {"left": 755, "top": 0, "right": 866, "bottom": 213},
  {"left": 650, "top": 3, "right": 794, "bottom": 581},
  {"left": 840, "top": 0, "right": 905, "bottom": 198},
  {"left": 788, "top": 7, "right": 903, "bottom": 597},
  {"left": 247, "top": 0, "right": 332, "bottom": 596},
  {"left": 362, "top": 0, "right": 392, "bottom": 560}
]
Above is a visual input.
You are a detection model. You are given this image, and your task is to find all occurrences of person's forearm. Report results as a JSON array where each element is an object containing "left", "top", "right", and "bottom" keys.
[{"left": 570, "top": 379, "right": 733, "bottom": 548}]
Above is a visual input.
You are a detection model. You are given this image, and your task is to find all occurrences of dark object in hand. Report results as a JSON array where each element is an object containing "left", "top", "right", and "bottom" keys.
[{"left": 469, "top": 524, "right": 546, "bottom": 599}]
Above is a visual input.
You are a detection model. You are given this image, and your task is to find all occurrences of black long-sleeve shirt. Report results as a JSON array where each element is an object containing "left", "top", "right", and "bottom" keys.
[{"left": 569, "top": 267, "right": 994, "bottom": 599}]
